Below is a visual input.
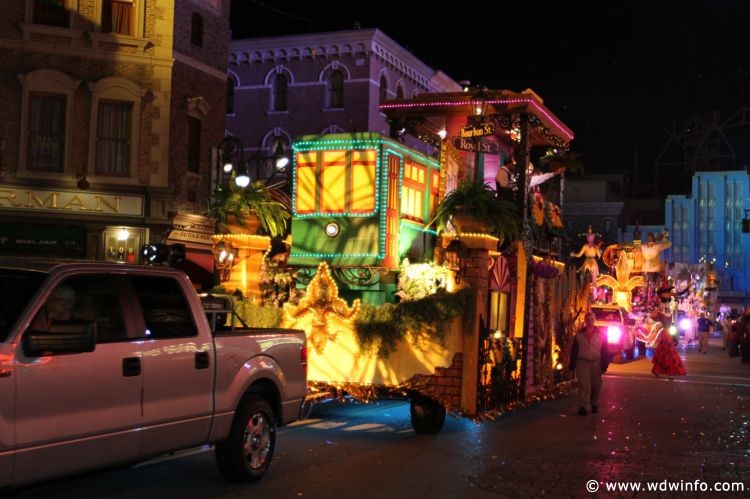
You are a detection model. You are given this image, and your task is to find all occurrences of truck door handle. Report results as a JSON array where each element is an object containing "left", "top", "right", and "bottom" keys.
[
  {"left": 122, "top": 357, "right": 141, "bottom": 377},
  {"left": 195, "top": 351, "right": 210, "bottom": 370}
]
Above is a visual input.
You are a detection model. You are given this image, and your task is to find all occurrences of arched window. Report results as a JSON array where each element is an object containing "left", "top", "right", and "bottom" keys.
[
  {"left": 272, "top": 73, "right": 288, "bottom": 111},
  {"left": 87, "top": 77, "right": 146, "bottom": 182},
  {"left": 396, "top": 84, "right": 404, "bottom": 99},
  {"left": 18, "top": 69, "right": 80, "bottom": 177},
  {"left": 226, "top": 77, "right": 235, "bottom": 114},
  {"left": 379, "top": 74, "right": 388, "bottom": 102},
  {"left": 328, "top": 70, "right": 344, "bottom": 108}
]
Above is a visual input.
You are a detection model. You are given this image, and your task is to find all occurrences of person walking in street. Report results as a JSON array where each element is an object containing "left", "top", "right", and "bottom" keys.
[
  {"left": 728, "top": 313, "right": 741, "bottom": 358},
  {"left": 652, "top": 310, "right": 687, "bottom": 379},
  {"left": 739, "top": 309, "right": 750, "bottom": 364},
  {"left": 696, "top": 311, "right": 713, "bottom": 354},
  {"left": 569, "top": 311, "right": 609, "bottom": 415}
]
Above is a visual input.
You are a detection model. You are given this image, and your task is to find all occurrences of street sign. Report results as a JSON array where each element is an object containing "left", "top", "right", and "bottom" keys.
[
  {"left": 451, "top": 137, "right": 500, "bottom": 154},
  {"left": 459, "top": 123, "right": 495, "bottom": 138}
]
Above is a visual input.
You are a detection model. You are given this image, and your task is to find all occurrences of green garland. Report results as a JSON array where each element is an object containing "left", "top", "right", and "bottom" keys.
[
  {"left": 354, "top": 288, "right": 474, "bottom": 357},
  {"left": 233, "top": 299, "right": 282, "bottom": 328}
]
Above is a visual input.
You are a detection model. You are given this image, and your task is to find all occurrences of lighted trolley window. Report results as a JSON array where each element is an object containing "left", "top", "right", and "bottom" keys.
[
  {"left": 294, "top": 149, "right": 377, "bottom": 215},
  {"left": 401, "top": 160, "right": 426, "bottom": 222}
]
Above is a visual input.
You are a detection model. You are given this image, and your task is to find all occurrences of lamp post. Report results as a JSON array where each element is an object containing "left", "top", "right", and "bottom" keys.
[
  {"left": 214, "top": 135, "right": 248, "bottom": 193},
  {"left": 246, "top": 142, "right": 291, "bottom": 189},
  {"left": 469, "top": 88, "right": 489, "bottom": 182}
]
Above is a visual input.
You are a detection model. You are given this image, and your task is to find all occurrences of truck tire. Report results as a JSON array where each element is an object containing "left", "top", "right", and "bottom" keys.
[
  {"left": 410, "top": 393, "right": 446, "bottom": 434},
  {"left": 215, "top": 396, "right": 276, "bottom": 482}
]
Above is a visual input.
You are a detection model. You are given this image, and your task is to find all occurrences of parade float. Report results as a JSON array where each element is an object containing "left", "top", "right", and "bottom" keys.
[{"left": 213, "top": 87, "right": 586, "bottom": 432}]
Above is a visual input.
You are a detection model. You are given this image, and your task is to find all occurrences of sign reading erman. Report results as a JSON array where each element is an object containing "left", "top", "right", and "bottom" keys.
[{"left": 0, "top": 189, "right": 144, "bottom": 217}]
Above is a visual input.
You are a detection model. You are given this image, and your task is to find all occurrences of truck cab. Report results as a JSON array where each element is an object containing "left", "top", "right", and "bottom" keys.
[{"left": 0, "top": 258, "right": 307, "bottom": 489}]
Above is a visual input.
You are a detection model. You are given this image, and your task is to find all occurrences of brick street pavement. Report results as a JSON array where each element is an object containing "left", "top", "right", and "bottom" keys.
[{"left": 469, "top": 336, "right": 750, "bottom": 498}]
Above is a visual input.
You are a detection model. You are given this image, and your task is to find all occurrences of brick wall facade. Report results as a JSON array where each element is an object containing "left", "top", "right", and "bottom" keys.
[
  {"left": 0, "top": 0, "right": 229, "bottom": 258},
  {"left": 227, "top": 29, "right": 459, "bottom": 157}
]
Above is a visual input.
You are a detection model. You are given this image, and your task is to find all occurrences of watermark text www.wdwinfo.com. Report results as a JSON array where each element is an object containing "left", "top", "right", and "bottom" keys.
[{"left": 586, "top": 479, "right": 746, "bottom": 494}]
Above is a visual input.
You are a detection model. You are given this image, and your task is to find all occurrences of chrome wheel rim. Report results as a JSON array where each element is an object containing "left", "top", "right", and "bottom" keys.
[{"left": 243, "top": 412, "right": 271, "bottom": 470}]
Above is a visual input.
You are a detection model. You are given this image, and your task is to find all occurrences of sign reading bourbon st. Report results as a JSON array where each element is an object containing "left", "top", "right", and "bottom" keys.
[{"left": 459, "top": 122, "right": 495, "bottom": 138}]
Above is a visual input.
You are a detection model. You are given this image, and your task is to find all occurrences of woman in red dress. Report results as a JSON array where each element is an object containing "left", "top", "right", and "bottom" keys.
[{"left": 651, "top": 323, "right": 687, "bottom": 378}]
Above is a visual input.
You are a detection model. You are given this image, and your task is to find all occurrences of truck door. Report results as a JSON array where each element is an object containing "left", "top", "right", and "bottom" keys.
[
  {"left": 13, "top": 275, "right": 142, "bottom": 485},
  {"left": 130, "top": 274, "right": 213, "bottom": 457}
]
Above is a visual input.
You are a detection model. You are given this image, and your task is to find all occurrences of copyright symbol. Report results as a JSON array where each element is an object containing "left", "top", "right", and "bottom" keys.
[{"left": 586, "top": 480, "right": 599, "bottom": 493}]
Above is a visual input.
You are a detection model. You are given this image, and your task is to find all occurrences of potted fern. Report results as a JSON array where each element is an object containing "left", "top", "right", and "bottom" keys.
[
  {"left": 210, "top": 180, "right": 290, "bottom": 237},
  {"left": 429, "top": 179, "right": 520, "bottom": 240}
]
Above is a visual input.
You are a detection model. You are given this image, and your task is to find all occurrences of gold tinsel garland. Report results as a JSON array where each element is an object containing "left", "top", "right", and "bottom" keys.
[{"left": 306, "top": 379, "right": 576, "bottom": 423}]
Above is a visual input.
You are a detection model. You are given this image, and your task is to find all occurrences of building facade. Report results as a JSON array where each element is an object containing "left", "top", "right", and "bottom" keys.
[
  {"left": 665, "top": 170, "right": 750, "bottom": 300},
  {"left": 226, "top": 28, "right": 461, "bottom": 169},
  {"left": 0, "top": 0, "right": 229, "bottom": 271}
]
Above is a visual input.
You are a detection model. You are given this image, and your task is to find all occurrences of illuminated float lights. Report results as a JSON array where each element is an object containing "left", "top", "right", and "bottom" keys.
[
  {"left": 379, "top": 99, "right": 574, "bottom": 141},
  {"left": 289, "top": 251, "right": 382, "bottom": 260},
  {"left": 290, "top": 143, "right": 383, "bottom": 218},
  {"left": 442, "top": 232, "right": 500, "bottom": 241},
  {"left": 294, "top": 139, "right": 441, "bottom": 168}
]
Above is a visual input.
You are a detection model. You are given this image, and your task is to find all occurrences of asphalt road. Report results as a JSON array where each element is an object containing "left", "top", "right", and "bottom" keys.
[{"left": 17, "top": 337, "right": 750, "bottom": 499}]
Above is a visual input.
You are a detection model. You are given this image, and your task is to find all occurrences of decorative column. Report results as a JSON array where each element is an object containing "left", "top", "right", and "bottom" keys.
[
  {"left": 516, "top": 113, "right": 533, "bottom": 398},
  {"left": 212, "top": 234, "right": 270, "bottom": 301},
  {"left": 457, "top": 235, "right": 496, "bottom": 415}
]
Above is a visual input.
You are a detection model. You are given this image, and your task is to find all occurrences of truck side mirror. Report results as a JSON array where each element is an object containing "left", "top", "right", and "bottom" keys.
[{"left": 23, "top": 321, "right": 97, "bottom": 357}]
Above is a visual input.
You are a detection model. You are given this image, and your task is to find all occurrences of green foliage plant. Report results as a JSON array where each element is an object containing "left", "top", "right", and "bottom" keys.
[
  {"left": 354, "top": 288, "right": 474, "bottom": 357},
  {"left": 210, "top": 179, "right": 290, "bottom": 237},
  {"left": 232, "top": 298, "right": 283, "bottom": 329},
  {"left": 428, "top": 179, "right": 520, "bottom": 240}
]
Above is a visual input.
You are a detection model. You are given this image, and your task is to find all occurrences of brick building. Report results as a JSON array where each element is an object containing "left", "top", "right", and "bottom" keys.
[
  {"left": 0, "top": 0, "right": 229, "bottom": 279},
  {"left": 226, "top": 28, "right": 461, "bottom": 170}
]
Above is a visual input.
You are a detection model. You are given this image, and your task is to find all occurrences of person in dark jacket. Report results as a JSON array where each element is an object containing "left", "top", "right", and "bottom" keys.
[{"left": 569, "top": 311, "right": 610, "bottom": 415}]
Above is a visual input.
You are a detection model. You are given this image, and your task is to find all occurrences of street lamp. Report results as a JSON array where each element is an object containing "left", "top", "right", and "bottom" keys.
[
  {"left": 469, "top": 88, "right": 490, "bottom": 182},
  {"left": 246, "top": 142, "right": 291, "bottom": 188},
  {"left": 470, "top": 88, "right": 489, "bottom": 125},
  {"left": 215, "top": 135, "right": 248, "bottom": 191}
]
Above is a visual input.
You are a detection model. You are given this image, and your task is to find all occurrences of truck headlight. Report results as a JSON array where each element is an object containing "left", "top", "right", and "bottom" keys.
[{"left": 607, "top": 326, "right": 622, "bottom": 344}]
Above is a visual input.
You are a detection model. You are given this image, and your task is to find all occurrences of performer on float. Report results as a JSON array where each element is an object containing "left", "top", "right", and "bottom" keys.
[
  {"left": 570, "top": 226, "right": 603, "bottom": 285},
  {"left": 641, "top": 230, "right": 671, "bottom": 305}
]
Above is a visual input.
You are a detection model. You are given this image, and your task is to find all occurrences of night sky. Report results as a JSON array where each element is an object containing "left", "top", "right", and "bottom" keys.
[{"left": 230, "top": 0, "right": 750, "bottom": 197}]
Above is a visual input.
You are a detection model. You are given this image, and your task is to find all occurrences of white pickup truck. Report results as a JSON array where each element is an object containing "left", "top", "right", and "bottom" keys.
[{"left": 0, "top": 259, "right": 307, "bottom": 490}]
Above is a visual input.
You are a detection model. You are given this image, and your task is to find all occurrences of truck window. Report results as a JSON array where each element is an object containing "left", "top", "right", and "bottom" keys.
[
  {"left": 131, "top": 275, "right": 197, "bottom": 339},
  {"left": 34, "top": 276, "right": 128, "bottom": 343},
  {"left": 0, "top": 270, "right": 45, "bottom": 342},
  {"left": 593, "top": 309, "right": 621, "bottom": 323}
]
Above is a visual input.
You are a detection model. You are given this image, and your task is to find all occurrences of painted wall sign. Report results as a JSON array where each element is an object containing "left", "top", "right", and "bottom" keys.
[
  {"left": 0, "top": 224, "right": 85, "bottom": 257},
  {"left": 0, "top": 188, "right": 144, "bottom": 216},
  {"left": 451, "top": 137, "right": 500, "bottom": 154},
  {"left": 167, "top": 213, "right": 215, "bottom": 246}
]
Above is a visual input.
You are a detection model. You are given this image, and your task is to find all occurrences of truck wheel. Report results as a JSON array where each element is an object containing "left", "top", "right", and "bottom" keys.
[
  {"left": 410, "top": 394, "right": 446, "bottom": 434},
  {"left": 215, "top": 396, "right": 276, "bottom": 482}
]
